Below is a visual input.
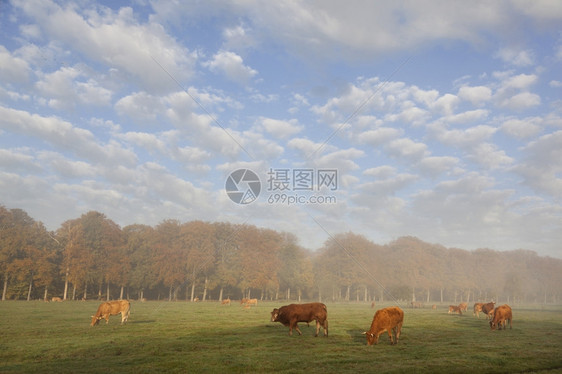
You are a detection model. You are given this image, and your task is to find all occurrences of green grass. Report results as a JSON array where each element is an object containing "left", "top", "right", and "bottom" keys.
[{"left": 0, "top": 301, "right": 561, "bottom": 373}]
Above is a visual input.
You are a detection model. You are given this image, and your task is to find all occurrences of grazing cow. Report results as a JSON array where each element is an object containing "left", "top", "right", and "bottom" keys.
[
  {"left": 490, "top": 304, "right": 512, "bottom": 331},
  {"left": 432, "top": 304, "right": 437, "bottom": 310},
  {"left": 90, "top": 300, "right": 131, "bottom": 327},
  {"left": 362, "top": 306, "right": 404, "bottom": 346},
  {"left": 448, "top": 305, "right": 462, "bottom": 315},
  {"left": 240, "top": 298, "right": 249, "bottom": 305},
  {"left": 221, "top": 298, "right": 231, "bottom": 305},
  {"left": 247, "top": 298, "right": 258, "bottom": 306},
  {"left": 371, "top": 301, "right": 376, "bottom": 309},
  {"left": 458, "top": 302, "right": 468, "bottom": 312},
  {"left": 51, "top": 297, "right": 62, "bottom": 302},
  {"left": 410, "top": 301, "right": 423, "bottom": 309},
  {"left": 270, "top": 302, "right": 328, "bottom": 337},
  {"left": 481, "top": 302, "right": 496, "bottom": 320},
  {"left": 473, "top": 302, "right": 484, "bottom": 317}
]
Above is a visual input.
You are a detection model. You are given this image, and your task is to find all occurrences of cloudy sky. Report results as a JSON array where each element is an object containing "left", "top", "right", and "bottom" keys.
[{"left": 1, "top": 0, "right": 561, "bottom": 257}]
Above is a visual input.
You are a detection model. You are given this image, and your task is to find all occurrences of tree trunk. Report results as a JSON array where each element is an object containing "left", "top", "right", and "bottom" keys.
[
  {"left": 190, "top": 283, "right": 195, "bottom": 302},
  {"left": 168, "top": 285, "right": 172, "bottom": 301},
  {"left": 412, "top": 287, "right": 416, "bottom": 302},
  {"left": 44, "top": 285, "right": 48, "bottom": 301},
  {"left": 426, "top": 289, "right": 430, "bottom": 303},
  {"left": 120, "top": 286, "right": 124, "bottom": 300},
  {"left": 298, "top": 288, "right": 302, "bottom": 302},
  {"left": 202, "top": 277, "right": 208, "bottom": 301},
  {"left": 287, "top": 287, "right": 291, "bottom": 300},
  {"left": 106, "top": 283, "right": 110, "bottom": 301},
  {"left": 83, "top": 283, "right": 87, "bottom": 300},
  {"left": 72, "top": 284, "right": 76, "bottom": 300},
  {"left": 27, "top": 278, "right": 33, "bottom": 301},
  {"left": 2, "top": 274, "right": 8, "bottom": 301},
  {"left": 63, "top": 268, "right": 69, "bottom": 300},
  {"left": 364, "top": 286, "right": 368, "bottom": 302},
  {"left": 440, "top": 288, "right": 444, "bottom": 303},
  {"left": 219, "top": 287, "right": 223, "bottom": 302}
]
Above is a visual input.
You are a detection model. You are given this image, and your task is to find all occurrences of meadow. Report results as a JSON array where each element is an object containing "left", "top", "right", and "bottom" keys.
[{"left": 0, "top": 300, "right": 561, "bottom": 373}]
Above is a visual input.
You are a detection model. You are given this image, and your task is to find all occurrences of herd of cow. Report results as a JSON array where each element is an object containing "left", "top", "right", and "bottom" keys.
[{"left": 89, "top": 299, "right": 512, "bottom": 345}]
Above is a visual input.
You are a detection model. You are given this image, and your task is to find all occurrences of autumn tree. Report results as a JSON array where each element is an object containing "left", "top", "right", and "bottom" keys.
[
  {"left": 237, "top": 225, "right": 281, "bottom": 300},
  {"left": 152, "top": 220, "right": 185, "bottom": 301},
  {"left": 124, "top": 224, "right": 158, "bottom": 300},
  {"left": 181, "top": 221, "right": 216, "bottom": 301},
  {"left": 211, "top": 222, "right": 242, "bottom": 301}
]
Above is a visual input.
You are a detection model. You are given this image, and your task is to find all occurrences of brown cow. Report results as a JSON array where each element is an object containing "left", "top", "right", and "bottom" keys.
[
  {"left": 448, "top": 305, "right": 462, "bottom": 315},
  {"left": 221, "top": 298, "right": 231, "bottom": 305},
  {"left": 51, "top": 297, "right": 62, "bottom": 302},
  {"left": 363, "top": 306, "right": 404, "bottom": 346},
  {"left": 490, "top": 304, "right": 512, "bottom": 331},
  {"left": 247, "top": 298, "right": 258, "bottom": 306},
  {"left": 240, "top": 298, "right": 249, "bottom": 305},
  {"left": 90, "top": 300, "right": 131, "bottom": 326},
  {"left": 458, "top": 302, "right": 468, "bottom": 312},
  {"left": 473, "top": 302, "right": 484, "bottom": 317},
  {"left": 270, "top": 302, "right": 328, "bottom": 337},
  {"left": 481, "top": 302, "right": 496, "bottom": 320},
  {"left": 410, "top": 301, "right": 423, "bottom": 309}
]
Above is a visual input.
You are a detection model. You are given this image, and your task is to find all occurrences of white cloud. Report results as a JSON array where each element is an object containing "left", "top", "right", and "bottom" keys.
[
  {"left": 501, "top": 117, "right": 542, "bottom": 139},
  {"left": 458, "top": 85, "right": 492, "bottom": 106},
  {"left": 495, "top": 47, "right": 535, "bottom": 67},
  {"left": 513, "top": 130, "right": 562, "bottom": 198},
  {"left": 357, "top": 127, "right": 402, "bottom": 146},
  {"left": 15, "top": 0, "right": 196, "bottom": 92},
  {"left": 260, "top": 118, "right": 303, "bottom": 139},
  {"left": 0, "top": 46, "right": 30, "bottom": 83},
  {"left": 204, "top": 50, "right": 258, "bottom": 84},
  {"left": 498, "top": 92, "right": 541, "bottom": 110},
  {"left": 417, "top": 156, "right": 459, "bottom": 177},
  {"left": 385, "top": 137, "right": 429, "bottom": 161}
]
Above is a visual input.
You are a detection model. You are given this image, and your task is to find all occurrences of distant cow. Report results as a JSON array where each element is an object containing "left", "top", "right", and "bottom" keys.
[
  {"left": 448, "top": 305, "right": 462, "bottom": 315},
  {"left": 473, "top": 302, "right": 484, "bottom": 317},
  {"left": 490, "top": 304, "right": 512, "bottom": 331},
  {"left": 410, "top": 301, "right": 423, "bottom": 309},
  {"left": 481, "top": 302, "right": 496, "bottom": 320},
  {"left": 432, "top": 304, "right": 437, "bottom": 310},
  {"left": 247, "top": 298, "right": 258, "bottom": 306},
  {"left": 240, "top": 298, "right": 249, "bottom": 305},
  {"left": 51, "top": 297, "right": 62, "bottom": 302},
  {"left": 270, "top": 302, "right": 328, "bottom": 337},
  {"left": 221, "top": 298, "right": 231, "bottom": 305},
  {"left": 363, "top": 306, "right": 404, "bottom": 346},
  {"left": 458, "top": 302, "right": 468, "bottom": 312},
  {"left": 90, "top": 300, "right": 131, "bottom": 327}
]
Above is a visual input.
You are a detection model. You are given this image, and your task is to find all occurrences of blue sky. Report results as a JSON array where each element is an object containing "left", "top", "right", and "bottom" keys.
[{"left": 1, "top": 0, "right": 561, "bottom": 257}]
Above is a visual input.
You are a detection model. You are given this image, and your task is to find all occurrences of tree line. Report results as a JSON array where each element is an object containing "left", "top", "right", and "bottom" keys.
[{"left": 1, "top": 206, "right": 560, "bottom": 304}]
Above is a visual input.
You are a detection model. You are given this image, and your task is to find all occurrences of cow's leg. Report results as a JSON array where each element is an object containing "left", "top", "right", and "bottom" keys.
[
  {"left": 396, "top": 322, "right": 402, "bottom": 343},
  {"left": 105, "top": 314, "right": 110, "bottom": 324},
  {"left": 509, "top": 318, "right": 512, "bottom": 329},
  {"left": 323, "top": 319, "right": 329, "bottom": 337},
  {"left": 315, "top": 320, "right": 320, "bottom": 337},
  {"left": 294, "top": 322, "right": 302, "bottom": 336},
  {"left": 387, "top": 329, "right": 395, "bottom": 345}
]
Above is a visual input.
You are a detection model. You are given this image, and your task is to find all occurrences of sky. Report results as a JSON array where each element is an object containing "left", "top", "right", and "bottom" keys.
[{"left": 1, "top": 0, "right": 561, "bottom": 258}]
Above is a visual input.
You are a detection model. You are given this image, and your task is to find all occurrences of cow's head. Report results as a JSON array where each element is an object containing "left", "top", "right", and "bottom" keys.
[
  {"left": 270, "top": 308, "right": 280, "bottom": 322},
  {"left": 489, "top": 320, "right": 498, "bottom": 330},
  {"left": 362, "top": 331, "right": 378, "bottom": 345},
  {"left": 90, "top": 315, "right": 101, "bottom": 327}
]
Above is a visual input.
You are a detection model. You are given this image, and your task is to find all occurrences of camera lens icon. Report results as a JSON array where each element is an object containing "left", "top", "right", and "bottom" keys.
[{"left": 225, "top": 169, "right": 261, "bottom": 205}]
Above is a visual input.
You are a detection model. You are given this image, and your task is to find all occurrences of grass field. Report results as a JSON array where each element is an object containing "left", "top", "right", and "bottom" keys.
[{"left": 0, "top": 300, "right": 561, "bottom": 373}]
